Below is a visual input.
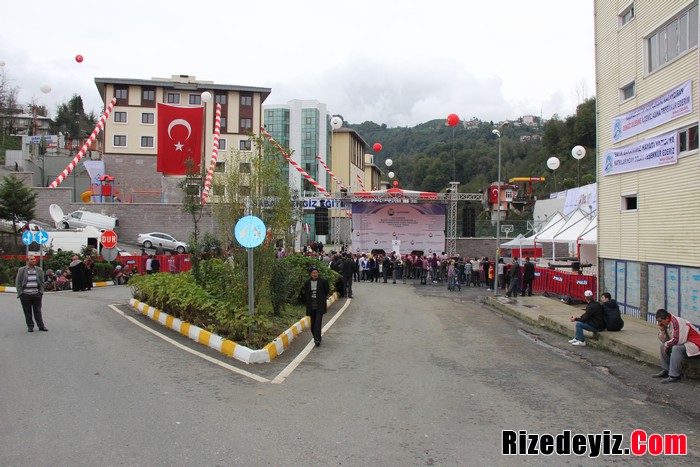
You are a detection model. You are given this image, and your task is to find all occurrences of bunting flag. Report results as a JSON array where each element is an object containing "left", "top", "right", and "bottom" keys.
[{"left": 157, "top": 103, "right": 204, "bottom": 175}]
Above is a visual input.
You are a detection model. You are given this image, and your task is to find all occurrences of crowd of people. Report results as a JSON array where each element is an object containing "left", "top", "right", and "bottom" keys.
[{"left": 44, "top": 254, "right": 99, "bottom": 292}]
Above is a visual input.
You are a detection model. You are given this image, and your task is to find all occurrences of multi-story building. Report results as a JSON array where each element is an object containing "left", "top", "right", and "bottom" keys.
[
  {"left": 594, "top": 1, "right": 700, "bottom": 324},
  {"left": 94, "top": 74, "right": 270, "bottom": 202}
]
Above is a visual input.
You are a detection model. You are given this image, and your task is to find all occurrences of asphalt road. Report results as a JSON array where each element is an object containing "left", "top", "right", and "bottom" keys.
[{"left": 0, "top": 280, "right": 698, "bottom": 465}]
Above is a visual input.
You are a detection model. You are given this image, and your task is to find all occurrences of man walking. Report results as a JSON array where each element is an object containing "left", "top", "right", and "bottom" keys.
[
  {"left": 341, "top": 253, "right": 355, "bottom": 299},
  {"left": 16, "top": 256, "right": 48, "bottom": 332},
  {"left": 304, "top": 266, "right": 330, "bottom": 347}
]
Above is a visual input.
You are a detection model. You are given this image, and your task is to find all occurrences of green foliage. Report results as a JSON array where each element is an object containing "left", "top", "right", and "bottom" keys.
[
  {"left": 44, "top": 250, "right": 78, "bottom": 272},
  {"left": 347, "top": 100, "right": 597, "bottom": 198},
  {"left": 276, "top": 254, "right": 339, "bottom": 305},
  {"left": 0, "top": 257, "right": 23, "bottom": 286},
  {"left": 0, "top": 175, "right": 38, "bottom": 244}
]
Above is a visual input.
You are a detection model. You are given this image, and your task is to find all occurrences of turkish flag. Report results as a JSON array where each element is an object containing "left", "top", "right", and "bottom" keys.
[{"left": 157, "top": 103, "right": 204, "bottom": 175}]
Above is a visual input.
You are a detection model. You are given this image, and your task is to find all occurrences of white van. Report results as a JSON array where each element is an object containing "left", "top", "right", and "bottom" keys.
[{"left": 50, "top": 204, "right": 118, "bottom": 231}]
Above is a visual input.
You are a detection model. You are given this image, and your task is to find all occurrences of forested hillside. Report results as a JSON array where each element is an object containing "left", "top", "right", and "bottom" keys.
[{"left": 346, "top": 98, "right": 596, "bottom": 198}]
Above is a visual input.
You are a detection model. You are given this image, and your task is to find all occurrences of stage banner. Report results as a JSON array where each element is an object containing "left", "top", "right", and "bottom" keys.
[
  {"left": 611, "top": 80, "right": 692, "bottom": 143},
  {"left": 603, "top": 130, "right": 678, "bottom": 176},
  {"left": 351, "top": 203, "right": 445, "bottom": 254}
]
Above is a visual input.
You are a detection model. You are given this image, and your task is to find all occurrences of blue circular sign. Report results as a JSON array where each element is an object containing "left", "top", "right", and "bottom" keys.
[{"left": 234, "top": 216, "right": 266, "bottom": 249}]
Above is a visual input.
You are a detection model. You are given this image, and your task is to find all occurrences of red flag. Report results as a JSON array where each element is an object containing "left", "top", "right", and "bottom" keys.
[{"left": 157, "top": 103, "right": 204, "bottom": 175}]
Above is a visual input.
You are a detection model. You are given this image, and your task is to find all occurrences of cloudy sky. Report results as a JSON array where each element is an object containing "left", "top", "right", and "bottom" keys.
[{"left": 0, "top": 0, "right": 595, "bottom": 127}]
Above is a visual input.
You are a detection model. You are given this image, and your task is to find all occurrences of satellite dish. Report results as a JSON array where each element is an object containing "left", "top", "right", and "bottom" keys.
[
  {"left": 49, "top": 204, "right": 64, "bottom": 224},
  {"left": 546, "top": 157, "right": 560, "bottom": 170},
  {"left": 571, "top": 145, "right": 586, "bottom": 160}
]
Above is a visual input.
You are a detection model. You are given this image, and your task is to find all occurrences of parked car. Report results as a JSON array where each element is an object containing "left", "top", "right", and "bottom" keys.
[{"left": 137, "top": 232, "right": 187, "bottom": 253}]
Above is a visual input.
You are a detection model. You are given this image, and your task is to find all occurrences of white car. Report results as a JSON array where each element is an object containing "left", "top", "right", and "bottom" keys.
[{"left": 136, "top": 232, "right": 188, "bottom": 253}]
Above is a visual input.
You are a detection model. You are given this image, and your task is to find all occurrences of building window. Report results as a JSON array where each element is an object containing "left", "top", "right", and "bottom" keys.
[
  {"left": 678, "top": 125, "right": 699, "bottom": 153},
  {"left": 215, "top": 162, "right": 226, "bottom": 173},
  {"left": 140, "top": 136, "right": 154, "bottom": 148},
  {"left": 621, "top": 194, "right": 638, "bottom": 211},
  {"left": 267, "top": 124, "right": 274, "bottom": 132},
  {"left": 266, "top": 110, "right": 274, "bottom": 118},
  {"left": 647, "top": 5, "right": 698, "bottom": 73},
  {"left": 141, "top": 112, "right": 154, "bottom": 124},
  {"left": 240, "top": 95, "right": 252, "bottom": 106},
  {"left": 114, "top": 135, "right": 127, "bottom": 147},
  {"left": 142, "top": 89, "right": 155, "bottom": 102},
  {"left": 620, "top": 81, "right": 635, "bottom": 101},
  {"left": 619, "top": 3, "right": 634, "bottom": 28},
  {"left": 239, "top": 140, "right": 252, "bottom": 150},
  {"left": 240, "top": 118, "right": 252, "bottom": 131},
  {"left": 185, "top": 184, "right": 200, "bottom": 197},
  {"left": 115, "top": 88, "right": 128, "bottom": 100},
  {"left": 305, "top": 117, "right": 312, "bottom": 125},
  {"left": 240, "top": 162, "right": 251, "bottom": 173},
  {"left": 220, "top": 117, "right": 227, "bottom": 128},
  {"left": 166, "top": 93, "right": 180, "bottom": 104},
  {"left": 189, "top": 94, "right": 201, "bottom": 105},
  {"left": 113, "top": 111, "right": 127, "bottom": 123},
  {"left": 215, "top": 94, "right": 227, "bottom": 105},
  {"left": 305, "top": 131, "right": 312, "bottom": 140},
  {"left": 218, "top": 139, "right": 227, "bottom": 150}
]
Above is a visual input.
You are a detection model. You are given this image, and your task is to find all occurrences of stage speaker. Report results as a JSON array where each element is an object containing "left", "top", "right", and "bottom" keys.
[
  {"left": 315, "top": 206, "right": 329, "bottom": 235},
  {"left": 462, "top": 207, "right": 476, "bottom": 237}
]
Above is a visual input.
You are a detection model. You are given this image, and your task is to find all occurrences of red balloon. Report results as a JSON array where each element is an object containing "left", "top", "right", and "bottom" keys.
[
  {"left": 75, "top": 54, "right": 84, "bottom": 63},
  {"left": 446, "top": 113, "right": 459, "bottom": 127},
  {"left": 392, "top": 181, "right": 399, "bottom": 187},
  {"left": 373, "top": 143, "right": 382, "bottom": 152}
]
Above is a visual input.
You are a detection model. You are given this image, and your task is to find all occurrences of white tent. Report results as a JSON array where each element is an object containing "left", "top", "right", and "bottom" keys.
[
  {"left": 577, "top": 216, "right": 597, "bottom": 244},
  {"left": 533, "top": 212, "right": 566, "bottom": 242},
  {"left": 553, "top": 209, "right": 595, "bottom": 243},
  {"left": 500, "top": 233, "right": 536, "bottom": 248},
  {"left": 577, "top": 216, "right": 597, "bottom": 268}
]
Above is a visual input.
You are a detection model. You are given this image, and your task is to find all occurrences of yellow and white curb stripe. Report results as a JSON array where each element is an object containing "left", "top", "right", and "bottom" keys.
[
  {"left": 129, "top": 292, "right": 339, "bottom": 364},
  {"left": 0, "top": 286, "right": 17, "bottom": 293}
]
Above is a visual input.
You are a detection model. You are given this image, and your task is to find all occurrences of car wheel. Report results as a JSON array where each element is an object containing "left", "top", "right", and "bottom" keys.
[
  {"left": 176, "top": 246, "right": 185, "bottom": 254},
  {"left": 61, "top": 221, "right": 70, "bottom": 229},
  {"left": 143, "top": 240, "right": 152, "bottom": 249}
]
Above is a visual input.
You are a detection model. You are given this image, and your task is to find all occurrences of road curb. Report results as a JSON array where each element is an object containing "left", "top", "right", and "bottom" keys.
[
  {"left": 0, "top": 281, "right": 116, "bottom": 294},
  {"left": 129, "top": 292, "right": 340, "bottom": 364}
]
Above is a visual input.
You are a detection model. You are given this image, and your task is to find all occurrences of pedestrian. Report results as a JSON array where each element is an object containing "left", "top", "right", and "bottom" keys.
[
  {"left": 304, "top": 266, "right": 330, "bottom": 347},
  {"left": 15, "top": 256, "right": 47, "bottom": 332},
  {"left": 155, "top": 243, "right": 165, "bottom": 255},
  {"left": 568, "top": 290, "right": 605, "bottom": 346},
  {"left": 506, "top": 258, "right": 521, "bottom": 297},
  {"left": 521, "top": 257, "right": 535, "bottom": 296},
  {"left": 145, "top": 254, "right": 153, "bottom": 274},
  {"left": 151, "top": 254, "right": 161, "bottom": 273},
  {"left": 652, "top": 308, "right": 700, "bottom": 383},
  {"left": 168, "top": 253, "right": 177, "bottom": 274},
  {"left": 601, "top": 292, "right": 624, "bottom": 331},
  {"left": 68, "top": 255, "right": 85, "bottom": 292},
  {"left": 83, "top": 254, "right": 94, "bottom": 290},
  {"left": 341, "top": 253, "right": 355, "bottom": 299}
]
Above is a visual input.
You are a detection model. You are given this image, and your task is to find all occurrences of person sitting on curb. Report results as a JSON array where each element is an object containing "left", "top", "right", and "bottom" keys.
[
  {"left": 601, "top": 292, "right": 624, "bottom": 331},
  {"left": 652, "top": 308, "right": 700, "bottom": 384},
  {"left": 568, "top": 290, "right": 605, "bottom": 346}
]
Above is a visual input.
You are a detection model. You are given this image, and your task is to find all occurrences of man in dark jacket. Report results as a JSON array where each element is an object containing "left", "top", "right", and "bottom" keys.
[
  {"left": 601, "top": 292, "right": 624, "bottom": 331},
  {"left": 521, "top": 257, "right": 536, "bottom": 297},
  {"left": 304, "top": 266, "right": 330, "bottom": 346},
  {"left": 341, "top": 253, "right": 355, "bottom": 299},
  {"left": 568, "top": 290, "right": 605, "bottom": 346}
]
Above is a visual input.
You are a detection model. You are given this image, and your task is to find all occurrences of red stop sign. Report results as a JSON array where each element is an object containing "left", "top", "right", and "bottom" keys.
[{"left": 100, "top": 230, "right": 118, "bottom": 249}]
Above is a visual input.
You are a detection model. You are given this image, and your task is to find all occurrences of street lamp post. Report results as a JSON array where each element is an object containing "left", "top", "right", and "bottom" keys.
[{"left": 492, "top": 128, "right": 502, "bottom": 296}]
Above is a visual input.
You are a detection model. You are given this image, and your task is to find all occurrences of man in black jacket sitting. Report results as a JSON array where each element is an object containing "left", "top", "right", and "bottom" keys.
[
  {"left": 601, "top": 292, "right": 624, "bottom": 331},
  {"left": 568, "top": 290, "right": 605, "bottom": 346}
]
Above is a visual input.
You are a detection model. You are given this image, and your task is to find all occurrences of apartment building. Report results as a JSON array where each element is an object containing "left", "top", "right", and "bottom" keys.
[
  {"left": 595, "top": 1, "right": 700, "bottom": 324},
  {"left": 94, "top": 74, "right": 270, "bottom": 202}
]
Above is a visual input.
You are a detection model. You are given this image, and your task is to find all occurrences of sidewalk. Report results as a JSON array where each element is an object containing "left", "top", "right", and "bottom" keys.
[{"left": 484, "top": 295, "right": 700, "bottom": 379}]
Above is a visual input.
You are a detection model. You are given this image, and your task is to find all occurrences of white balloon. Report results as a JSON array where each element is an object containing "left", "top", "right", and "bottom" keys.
[
  {"left": 0, "top": 60, "right": 5, "bottom": 67},
  {"left": 385, "top": 159, "right": 393, "bottom": 167},
  {"left": 201, "top": 91, "right": 212, "bottom": 103},
  {"left": 330, "top": 116, "right": 343, "bottom": 130},
  {"left": 571, "top": 145, "right": 586, "bottom": 160},
  {"left": 388, "top": 172, "right": 395, "bottom": 179},
  {"left": 39, "top": 84, "right": 51, "bottom": 94},
  {"left": 547, "top": 156, "right": 560, "bottom": 170}
]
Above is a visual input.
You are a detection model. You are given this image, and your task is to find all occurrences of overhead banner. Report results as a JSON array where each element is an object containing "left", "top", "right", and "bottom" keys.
[
  {"left": 611, "top": 80, "right": 692, "bottom": 143},
  {"left": 562, "top": 183, "right": 597, "bottom": 216},
  {"left": 352, "top": 203, "right": 445, "bottom": 255},
  {"left": 603, "top": 131, "right": 678, "bottom": 176}
]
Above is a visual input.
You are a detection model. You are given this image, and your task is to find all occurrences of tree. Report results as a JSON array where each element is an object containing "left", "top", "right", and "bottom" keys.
[
  {"left": 52, "top": 95, "right": 96, "bottom": 146},
  {"left": 0, "top": 175, "right": 37, "bottom": 245}
]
